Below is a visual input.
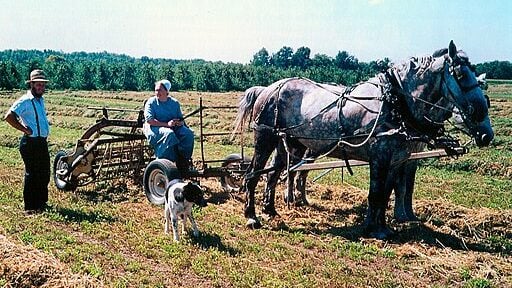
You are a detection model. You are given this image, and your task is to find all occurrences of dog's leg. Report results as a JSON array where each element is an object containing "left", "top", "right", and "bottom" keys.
[
  {"left": 172, "top": 216, "right": 180, "bottom": 242},
  {"left": 164, "top": 208, "right": 170, "bottom": 235},
  {"left": 189, "top": 215, "right": 199, "bottom": 237},
  {"left": 181, "top": 214, "right": 187, "bottom": 236}
]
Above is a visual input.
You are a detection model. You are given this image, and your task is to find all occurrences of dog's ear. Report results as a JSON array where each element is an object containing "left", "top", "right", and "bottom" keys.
[{"left": 184, "top": 182, "right": 202, "bottom": 194}]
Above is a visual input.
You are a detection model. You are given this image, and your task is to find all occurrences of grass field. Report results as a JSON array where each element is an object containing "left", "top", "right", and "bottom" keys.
[{"left": 0, "top": 86, "right": 511, "bottom": 287}]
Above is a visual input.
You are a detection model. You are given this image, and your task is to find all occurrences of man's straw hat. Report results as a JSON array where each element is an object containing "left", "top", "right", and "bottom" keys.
[{"left": 25, "top": 69, "right": 49, "bottom": 83}]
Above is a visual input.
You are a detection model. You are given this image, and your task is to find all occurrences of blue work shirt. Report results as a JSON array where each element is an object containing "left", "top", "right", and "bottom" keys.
[
  {"left": 9, "top": 91, "right": 50, "bottom": 138},
  {"left": 144, "top": 96, "right": 183, "bottom": 123}
]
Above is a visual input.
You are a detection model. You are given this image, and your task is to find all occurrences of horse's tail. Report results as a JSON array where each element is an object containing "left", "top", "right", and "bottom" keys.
[{"left": 232, "top": 86, "right": 266, "bottom": 139}]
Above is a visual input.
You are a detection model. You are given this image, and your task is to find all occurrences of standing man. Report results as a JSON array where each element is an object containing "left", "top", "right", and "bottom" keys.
[
  {"left": 143, "top": 79, "right": 194, "bottom": 172},
  {"left": 4, "top": 69, "right": 51, "bottom": 214}
]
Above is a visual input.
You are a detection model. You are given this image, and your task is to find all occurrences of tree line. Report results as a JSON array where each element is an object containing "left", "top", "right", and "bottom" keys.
[{"left": 0, "top": 47, "right": 509, "bottom": 92}]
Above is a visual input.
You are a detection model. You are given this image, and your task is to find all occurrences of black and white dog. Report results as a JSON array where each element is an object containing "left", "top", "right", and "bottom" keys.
[{"left": 164, "top": 179, "right": 207, "bottom": 242}]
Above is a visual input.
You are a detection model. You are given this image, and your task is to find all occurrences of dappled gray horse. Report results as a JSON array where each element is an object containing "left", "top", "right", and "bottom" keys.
[
  {"left": 235, "top": 41, "right": 493, "bottom": 239},
  {"left": 239, "top": 83, "right": 428, "bottom": 222}
]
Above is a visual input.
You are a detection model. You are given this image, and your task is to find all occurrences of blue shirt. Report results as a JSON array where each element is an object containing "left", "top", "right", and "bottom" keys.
[
  {"left": 144, "top": 96, "right": 183, "bottom": 123},
  {"left": 9, "top": 91, "right": 50, "bottom": 137}
]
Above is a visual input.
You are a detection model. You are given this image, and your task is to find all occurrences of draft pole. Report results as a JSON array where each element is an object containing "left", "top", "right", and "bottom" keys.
[{"left": 199, "top": 95, "right": 205, "bottom": 169}]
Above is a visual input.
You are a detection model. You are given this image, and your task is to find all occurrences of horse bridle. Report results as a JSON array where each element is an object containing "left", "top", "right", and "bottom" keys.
[{"left": 441, "top": 55, "right": 484, "bottom": 127}]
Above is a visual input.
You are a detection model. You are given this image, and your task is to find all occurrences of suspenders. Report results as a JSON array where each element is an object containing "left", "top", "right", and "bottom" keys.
[{"left": 30, "top": 99, "right": 41, "bottom": 137}]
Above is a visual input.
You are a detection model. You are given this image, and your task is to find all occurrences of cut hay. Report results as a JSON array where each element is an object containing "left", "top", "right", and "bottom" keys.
[{"left": 0, "top": 234, "right": 102, "bottom": 288}]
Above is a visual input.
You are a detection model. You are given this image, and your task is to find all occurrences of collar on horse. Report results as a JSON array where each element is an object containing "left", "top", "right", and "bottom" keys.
[{"left": 382, "top": 67, "right": 446, "bottom": 139}]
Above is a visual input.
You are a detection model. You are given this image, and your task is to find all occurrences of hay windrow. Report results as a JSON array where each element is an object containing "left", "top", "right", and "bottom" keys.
[{"left": 0, "top": 234, "right": 102, "bottom": 288}]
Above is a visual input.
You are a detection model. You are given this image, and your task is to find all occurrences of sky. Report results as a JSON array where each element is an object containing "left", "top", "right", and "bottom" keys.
[{"left": 0, "top": 0, "right": 510, "bottom": 64}]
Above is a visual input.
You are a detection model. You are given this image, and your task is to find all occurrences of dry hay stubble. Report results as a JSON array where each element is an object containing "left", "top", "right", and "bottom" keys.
[{"left": 0, "top": 234, "right": 102, "bottom": 287}]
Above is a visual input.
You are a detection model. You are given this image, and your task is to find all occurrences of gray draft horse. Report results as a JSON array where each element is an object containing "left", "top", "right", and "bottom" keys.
[
  {"left": 234, "top": 41, "right": 494, "bottom": 239},
  {"left": 237, "top": 73, "right": 489, "bottom": 223},
  {"left": 238, "top": 85, "right": 430, "bottom": 223}
]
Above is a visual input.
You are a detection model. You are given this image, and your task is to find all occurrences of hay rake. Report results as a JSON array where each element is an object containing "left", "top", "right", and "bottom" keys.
[{"left": 53, "top": 100, "right": 250, "bottom": 204}]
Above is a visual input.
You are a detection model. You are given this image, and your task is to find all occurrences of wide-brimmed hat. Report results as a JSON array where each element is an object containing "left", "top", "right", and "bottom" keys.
[{"left": 25, "top": 69, "right": 49, "bottom": 83}]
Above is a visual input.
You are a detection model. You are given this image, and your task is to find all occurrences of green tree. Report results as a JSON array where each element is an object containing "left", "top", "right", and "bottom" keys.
[
  {"left": 311, "top": 53, "right": 333, "bottom": 67},
  {"left": 251, "top": 48, "right": 270, "bottom": 67},
  {"left": 172, "top": 63, "right": 193, "bottom": 90},
  {"left": 0, "top": 60, "right": 20, "bottom": 90},
  {"left": 334, "top": 51, "right": 359, "bottom": 70},
  {"left": 44, "top": 55, "right": 73, "bottom": 89},
  {"left": 71, "top": 61, "right": 95, "bottom": 90},
  {"left": 271, "top": 46, "right": 294, "bottom": 68},
  {"left": 135, "top": 62, "right": 157, "bottom": 91},
  {"left": 291, "top": 46, "right": 311, "bottom": 69}
]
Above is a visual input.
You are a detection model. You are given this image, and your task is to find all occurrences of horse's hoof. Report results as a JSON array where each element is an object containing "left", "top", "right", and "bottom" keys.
[
  {"left": 405, "top": 213, "right": 420, "bottom": 222},
  {"left": 246, "top": 218, "right": 262, "bottom": 229},
  {"left": 293, "top": 197, "right": 309, "bottom": 207},
  {"left": 364, "top": 226, "right": 395, "bottom": 240},
  {"left": 283, "top": 195, "right": 295, "bottom": 204},
  {"left": 262, "top": 206, "right": 279, "bottom": 217},
  {"left": 394, "top": 214, "right": 420, "bottom": 223}
]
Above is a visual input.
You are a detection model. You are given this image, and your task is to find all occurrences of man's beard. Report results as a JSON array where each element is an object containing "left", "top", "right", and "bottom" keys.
[{"left": 31, "top": 89, "right": 43, "bottom": 98}]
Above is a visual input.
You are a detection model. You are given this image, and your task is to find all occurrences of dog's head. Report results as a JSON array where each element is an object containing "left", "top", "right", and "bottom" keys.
[{"left": 182, "top": 182, "right": 207, "bottom": 207}]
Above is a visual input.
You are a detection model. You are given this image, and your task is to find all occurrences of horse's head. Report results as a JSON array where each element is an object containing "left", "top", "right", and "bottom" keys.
[{"left": 434, "top": 41, "right": 494, "bottom": 147}]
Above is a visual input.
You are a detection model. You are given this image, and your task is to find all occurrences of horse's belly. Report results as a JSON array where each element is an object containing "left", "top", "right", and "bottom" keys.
[{"left": 297, "top": 137, "right": 371, "bottom": 162}]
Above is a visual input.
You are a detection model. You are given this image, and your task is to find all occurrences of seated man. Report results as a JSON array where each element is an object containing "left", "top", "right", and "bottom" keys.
[{"left": 143, "top": 80, "right": 194, "bottom": 171}]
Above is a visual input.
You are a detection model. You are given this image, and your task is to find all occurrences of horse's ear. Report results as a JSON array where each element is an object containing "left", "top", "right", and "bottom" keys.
[
  {"left": 477, "top": 73, "right": 487, "bottom": 82},
  {"left": 448, "top": 40, "right": 457, "bottom": 59}
]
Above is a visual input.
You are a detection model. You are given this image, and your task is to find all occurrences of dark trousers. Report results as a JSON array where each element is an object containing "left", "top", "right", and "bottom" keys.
[{"left": 19, "top": 136, "right": 50, "bottom": 210}]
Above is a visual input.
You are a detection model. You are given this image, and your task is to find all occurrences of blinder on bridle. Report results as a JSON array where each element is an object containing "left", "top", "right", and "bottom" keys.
[{"left": 445, "top": 53, "right": 489, "bottom": 124}]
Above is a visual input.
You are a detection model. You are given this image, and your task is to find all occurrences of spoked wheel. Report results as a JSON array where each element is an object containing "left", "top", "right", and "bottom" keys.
[
  {"left": 220, "top": 153, "right": 251, "bottom": 193},
  {"left": 53, "top": 150, "right": 78, "bottom": 191},
  {"left": 143, "top": 159, "right": 181, "bottom": 205}
]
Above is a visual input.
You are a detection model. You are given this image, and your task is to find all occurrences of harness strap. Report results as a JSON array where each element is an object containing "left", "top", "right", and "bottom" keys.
[
  {"left": 385, "top": 70, "right": 445, "bottom": 138},
  {"left": 341, "top": 148, "right": 353, "bottom": 176}
]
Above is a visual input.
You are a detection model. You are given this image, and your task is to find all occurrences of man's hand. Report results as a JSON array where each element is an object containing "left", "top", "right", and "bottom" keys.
[
  {"left": 167, "top": 119, "right": 184, "bottom": 127},
  {"left": 23, "top": 127, "right": 33, "bottom": 136}
]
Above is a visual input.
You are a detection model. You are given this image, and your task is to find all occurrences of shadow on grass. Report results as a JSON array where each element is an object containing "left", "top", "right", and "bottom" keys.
[
  {"left": 266, "top": 202, "right": 368, "bottom": 241},
  {"left": 53, "top": 206, "right": 117, "bottom": 223},
  {"left": 391, "top": 222, "right": 512, "bottom": 255},
  {"left": 192, "top": 232, "right": 240, "bottom": 256},
  {"left": 72, "top": 183, "right": 140, "bottom": 204},
  {"left": 270, "top": 202, "right": 511, "bottom": 255},
  {"left": 206, "top": 190, "right": 240, "bottom": 205}
]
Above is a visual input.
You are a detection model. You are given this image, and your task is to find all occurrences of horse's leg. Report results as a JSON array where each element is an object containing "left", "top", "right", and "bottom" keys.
[
  {"left": 292, "top": 147, "right": 309, "bottom": 206},
  {"left": 365, "top": 141, "right": 398, "bottom": 239},
  {"left": 279, "top": 143, "right": 307, "bottom": 206},
  {"left": 393, "top": 160, "right": 420, "bottom": 222},
  {"left": 295, "top": 170, "right": 309, "bottom": 206},
  {"left": 403, "top": 161, "right": 419, "bottom": 221},
  {"left": 244, "top": 127, "right": 278, "bottom": 229},
  {"left": 276, "top": 142, "right": 296, "bottom": 205},
  {"left": 263, "top": 151, "right": 284, "bottom": 216},
  {"left": 393, "top": 164, "right": 408, "bottom": 222}
]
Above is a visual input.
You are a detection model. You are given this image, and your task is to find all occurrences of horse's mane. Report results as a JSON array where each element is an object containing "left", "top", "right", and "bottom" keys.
[
  {"left": 432, "top": 48, "right": 448, "bottom": 58},
  {"left": 392, "top": 55, "right": 437, "bottom": 79}
]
